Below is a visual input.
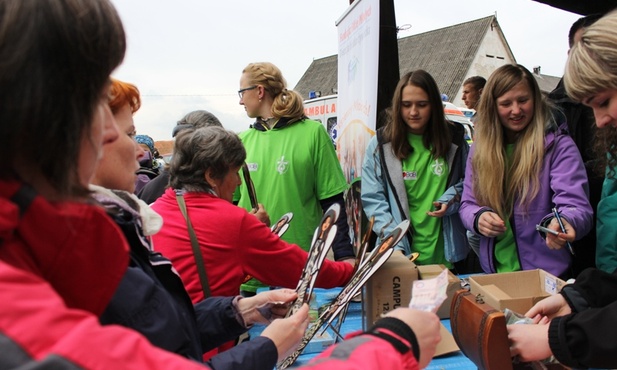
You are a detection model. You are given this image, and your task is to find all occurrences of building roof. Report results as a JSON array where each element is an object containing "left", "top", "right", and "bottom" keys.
[
  {"left": 295, "top": 15, "right": 560, "bottom": 102},
  {"left": 295, "top": 16, "right": 503, "bottom": 101},
  {"left": 154, "top": 140, "right": 174, "bottom": 156},
  {"left": 398, "top": 16, "right": 507, "bottom": 102},
  {"left": 295, "top": 55, "right": 339, "bottom": 100},
  {"left": 531, "top": 66, "right": 562, "bottom": 94},
  {"left": 532, "top": 0, "right": 616, "bottom": 15}
]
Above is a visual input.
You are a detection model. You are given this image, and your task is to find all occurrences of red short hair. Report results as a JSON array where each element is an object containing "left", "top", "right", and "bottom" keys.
[{"left": 109, "top": 78, "right": 140, "bottom": 114}]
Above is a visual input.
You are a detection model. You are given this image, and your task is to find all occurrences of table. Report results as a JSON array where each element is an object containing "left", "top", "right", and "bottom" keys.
[{"left": 249, "top": 288, "right": 476, "bottom": 369}]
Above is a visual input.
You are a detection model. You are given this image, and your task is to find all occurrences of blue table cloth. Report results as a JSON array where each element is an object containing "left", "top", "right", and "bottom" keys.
[{"left": 249, "top": 287, "right": 476, "bottom": 369}]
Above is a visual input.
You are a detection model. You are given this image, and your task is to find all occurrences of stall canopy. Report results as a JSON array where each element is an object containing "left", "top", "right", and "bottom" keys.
[{"left": 532, "top": 0, "right": 616, "bottom": 15}]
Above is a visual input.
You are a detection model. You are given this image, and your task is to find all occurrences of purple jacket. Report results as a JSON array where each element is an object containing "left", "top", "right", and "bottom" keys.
[{"left": 459, "top": 125, "right": 593, "bottom": 277}]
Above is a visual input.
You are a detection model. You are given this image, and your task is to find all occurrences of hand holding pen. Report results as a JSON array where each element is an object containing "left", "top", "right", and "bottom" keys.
[{"left": 551, "top": 208, "right": 575, "bottom": 255}]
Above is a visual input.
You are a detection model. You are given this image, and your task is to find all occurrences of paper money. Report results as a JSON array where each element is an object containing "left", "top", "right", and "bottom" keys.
[{"left": 409, "top": 268, "right": 448, "bottom": 313}]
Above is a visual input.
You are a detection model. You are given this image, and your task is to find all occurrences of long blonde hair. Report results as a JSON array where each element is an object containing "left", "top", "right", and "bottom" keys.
[
  {"left": 564, "top": 11, "right": 617, "bottom": 103},
  {"left": 565, "top": 10, "right": 617, "bottom": 178},
  {"left": 242, "top": 62, "right": 304, "bottom": 121},
  {"left": 472, "top": 64, "right": 553, "bottom": 219}
]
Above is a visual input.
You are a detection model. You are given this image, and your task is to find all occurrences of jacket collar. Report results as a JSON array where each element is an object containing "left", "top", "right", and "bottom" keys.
[
  {"left": 0, "top": 180, "right": 129, "bottom": 315},
  {"left": 90, "top": 185, "right": 163, "bottom": 237},
  {"left": 250, "top": 116, "right": 306, "bottom": 131}
]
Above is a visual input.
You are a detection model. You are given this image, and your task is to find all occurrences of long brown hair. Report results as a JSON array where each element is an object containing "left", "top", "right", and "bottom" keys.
[{"left": 383, "top": 70, "right": 451, "bottom": 160}]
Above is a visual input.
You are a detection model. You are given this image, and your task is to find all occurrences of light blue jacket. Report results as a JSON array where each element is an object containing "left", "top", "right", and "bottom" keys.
[{"left": 361, "top": 124, "right": 470, "bottom": 262}]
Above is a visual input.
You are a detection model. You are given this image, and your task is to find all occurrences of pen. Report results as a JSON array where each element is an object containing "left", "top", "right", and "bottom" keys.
[{"left": 552, "top": 208, "right": 575, "bottom": 256}]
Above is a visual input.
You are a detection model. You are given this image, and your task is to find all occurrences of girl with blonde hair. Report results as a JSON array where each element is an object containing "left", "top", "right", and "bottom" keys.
[{"left": 459, "top": 64, "right": 593, "bottom": 279}]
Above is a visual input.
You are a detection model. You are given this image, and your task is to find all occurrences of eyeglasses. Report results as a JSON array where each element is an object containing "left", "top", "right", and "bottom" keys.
[{"left": 238, "top": 85, "right": 257, "bottom": 99}]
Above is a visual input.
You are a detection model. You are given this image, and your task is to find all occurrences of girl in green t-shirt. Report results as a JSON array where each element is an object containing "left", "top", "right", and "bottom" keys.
[{"left": 361, "top": 70, "right": 471, "bottom": 271}]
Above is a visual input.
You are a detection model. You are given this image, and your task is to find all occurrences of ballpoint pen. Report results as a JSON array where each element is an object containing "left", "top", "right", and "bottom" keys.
[{"left": 552, "top": 208, "right": 575, "bottom": 256}]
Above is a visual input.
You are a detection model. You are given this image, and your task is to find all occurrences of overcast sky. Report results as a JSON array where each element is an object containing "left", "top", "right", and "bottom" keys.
[{"left": 109, "top": 0, "right": 581, "bottom": 142}]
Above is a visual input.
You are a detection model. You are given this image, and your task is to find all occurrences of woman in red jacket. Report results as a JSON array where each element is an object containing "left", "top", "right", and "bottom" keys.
[{"left": 151, "top": 126, "right": 354, "bottom": 301}]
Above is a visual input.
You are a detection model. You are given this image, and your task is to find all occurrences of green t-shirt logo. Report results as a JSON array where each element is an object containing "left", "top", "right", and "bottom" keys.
[
  {"left": 276, "top": 155, "right": 289, "bottom": 175},
  {"left": 431, "top": 158, "right": 445, "bottom": 176}
]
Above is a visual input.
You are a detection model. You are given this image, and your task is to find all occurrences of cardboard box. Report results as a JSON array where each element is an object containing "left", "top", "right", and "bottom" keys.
[
  {"left": 416, "top": 264, "right": 461, "bottom": 319},
  {"left": 436, "top": 322, "right": 460, "bottom": 357},
  {"left": 362, "top": 252, "right": 459, "bottom": 357},
  {"left": 469, "top": 269, "right": 566, "bottom": 314},
  {"left": 362, "top": 252, "right": 418, "bottom": 329}
]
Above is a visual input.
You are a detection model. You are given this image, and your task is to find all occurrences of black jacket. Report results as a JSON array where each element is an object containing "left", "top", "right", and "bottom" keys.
[
  {"left": 550, "top": 268, "right": 617, "bottom": 369},
  {"left": 93, "top": 187, "right": 278, "bottom": 370}
]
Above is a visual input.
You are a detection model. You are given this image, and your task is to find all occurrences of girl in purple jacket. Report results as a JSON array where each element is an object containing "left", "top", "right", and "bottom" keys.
[{"left": 459, "top": 64, "right": 593, "bottom": 279}]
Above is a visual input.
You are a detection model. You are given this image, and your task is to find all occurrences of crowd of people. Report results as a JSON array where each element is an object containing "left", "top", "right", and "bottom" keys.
[{"left": 1, "top": 0, "right": 616, "bottom": 369}]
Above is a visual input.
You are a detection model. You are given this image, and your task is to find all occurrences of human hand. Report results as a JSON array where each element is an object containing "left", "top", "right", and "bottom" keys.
[
  {"left": 339, "top": 257, "right": 356, "bottom": 267},
  {"left": 545, "top": 217, "right": 575, "bottom": 250},
  {"left": 237, "top": 288, "right": 297, "bottom": 326},
  {"left": 260, "top": 303, "right": 309, "bottom": 362},
  {"left": 525, "top": 294, "right": 571, "bottom": 322},
  {"left": 427, "top": 201, "right": 447, "bottom": 218},
  {"left": 477, "top": 211, "right": 507, "bottom": 237},
  {"left": 384, "top": 308, "right": 441, "bottom": 369},
  {"left": 508, "top": 323, "right": 552, "bottom": 362},
  {"left": 249, "top": 203, "right": 271, "bottom": 226}
]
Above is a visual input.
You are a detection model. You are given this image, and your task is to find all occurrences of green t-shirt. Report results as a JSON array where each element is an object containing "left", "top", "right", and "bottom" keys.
[
  {"left": 236, "top": 119, "right": 348, "bottom": 292},
  {"left": 494, "top": 144, "right": 521, "bottom": 272},
  {"left": 402, "top": 133, "right": 449, "bottom": 267}
]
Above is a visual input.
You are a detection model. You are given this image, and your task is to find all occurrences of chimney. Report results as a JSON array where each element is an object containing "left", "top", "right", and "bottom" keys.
[{"left": 533, "top": 66, "right": 541, "bottom": 75}]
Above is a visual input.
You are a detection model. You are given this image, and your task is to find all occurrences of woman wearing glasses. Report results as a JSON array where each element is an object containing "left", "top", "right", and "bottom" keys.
[{"left": 235, "top": 62, "right": 355, "bottom": 296}]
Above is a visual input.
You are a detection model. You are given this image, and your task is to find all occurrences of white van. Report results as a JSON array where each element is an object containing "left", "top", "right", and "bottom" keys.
[
  {"left": 443, "top": 102, "right": 475, "bottom": 143},
  {"left": 303, "top": 94, "right": 338, "bottom": 146}
]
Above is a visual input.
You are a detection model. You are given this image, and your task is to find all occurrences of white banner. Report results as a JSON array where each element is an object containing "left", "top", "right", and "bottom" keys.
[
  {"left": 336, "top": 0, "right": 380, "bottom": 250},
  {"left": 336, "top": 0, "right": 379, "bottom": 184}
]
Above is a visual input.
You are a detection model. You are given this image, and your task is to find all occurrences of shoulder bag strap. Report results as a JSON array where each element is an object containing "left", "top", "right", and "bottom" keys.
[{"left": 175, "top": 191, "right": 211, "bottom": 299}]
